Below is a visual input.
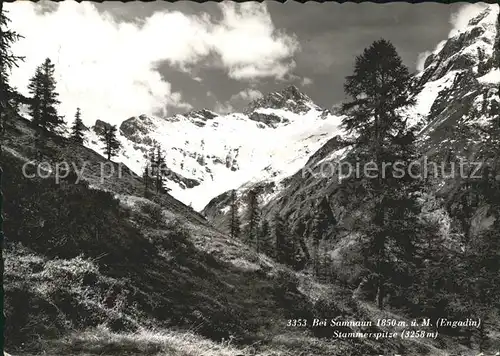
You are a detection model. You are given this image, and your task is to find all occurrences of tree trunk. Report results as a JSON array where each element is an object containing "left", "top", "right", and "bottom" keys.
[
  {"left": 376, "top": 278, "right": 384, "bottom": 310},
  {"left": 298, "top": 236, "right": 310, "bottom": 261},
  {"left": 478, "top": 317, "right": 487, "bottom": 352},
  {"left": 1, "top": 2, "right": 7, "bottom": 350},
  {"left": 0, "top": 167, "right": 5, "bottom": 356},
  {"left": 312, "top": 241, "right": 319, "bottom": 276},
  {"left": 374, "top": 204, "right": 385, "bottom": 310}
]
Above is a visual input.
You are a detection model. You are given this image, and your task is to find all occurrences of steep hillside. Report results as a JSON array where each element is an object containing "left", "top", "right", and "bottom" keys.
[{"left": 1, "top": 114, "right": 453, "bottom": 356}]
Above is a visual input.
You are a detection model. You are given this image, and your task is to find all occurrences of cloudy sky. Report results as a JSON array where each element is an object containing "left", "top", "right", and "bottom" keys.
[{"left": 5, "top": 1, "right": 485, "bottom": 127}]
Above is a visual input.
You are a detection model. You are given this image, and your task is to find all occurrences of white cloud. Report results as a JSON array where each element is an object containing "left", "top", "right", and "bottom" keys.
[
  {"left": 230, "top": 88, "right": 263, "bottom": 101},
  {"left": 215, "top": 88, "right": 263, "bottom": 113},
  {"left": 6, "top": 1, "right": 299, "bottom": 126},
  {"left": 210, "top": 3, "right": 300, "bottom": 80},
  {"left": 214, "top": 101, "right": 234, "bottom": 114},
  {"left": 416, "top": 50, "right": 432, "bottom": 72},
  {"left": 301, "top": 77, "right": 313, "bottom": 86}
]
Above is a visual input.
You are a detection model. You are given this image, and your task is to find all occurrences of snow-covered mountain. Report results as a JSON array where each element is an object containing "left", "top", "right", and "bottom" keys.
[
  {"left": 416, "top": 4, "right": 499, "bottom": 130},
  {"left": 202, "top": 4, "right": 500, "bottom": 233},
  {"left": 84, "top": 4, "right": 498, "bottom": 219},
  {"left": 84, "top": 85, "right": 344, "bottom": 211}
]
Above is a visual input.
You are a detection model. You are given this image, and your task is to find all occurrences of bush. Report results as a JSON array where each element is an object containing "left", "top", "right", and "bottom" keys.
[
  {"left": 138, "top": 201, "right": 164, "bottom": 225},
  {"left": 148, "top": 218, "right": 192, "bottom": 252},
  {"left": 162, "top": 219, "right": 190, "bottom": 249},
  {"left": 271, "top": 269, "right": 314, "bottom": 321},
  {"left": 273, "top": 269, "right": 300, "bottom": 293},
  {"left": 330, "top": 243, "right": 365, "bottom": 287}
]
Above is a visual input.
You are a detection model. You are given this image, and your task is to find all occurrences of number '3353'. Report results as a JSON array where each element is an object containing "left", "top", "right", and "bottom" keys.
[{"left": 286, "top": 319, "right": 308, "bottom": 327}]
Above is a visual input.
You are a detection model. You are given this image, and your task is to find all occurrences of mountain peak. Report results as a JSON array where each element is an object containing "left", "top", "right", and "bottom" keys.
[
  {"left": 243, "top": 84, "right": 319, "bottom": 114},
  {"left": 467, "top": 5, "right": 497, "bottom": 28},
  {"left": 420, "top": 4, "right": 499, "bottom": 83},
  {"left": 280, "top": 84, "right": 305, "bottom": 99}
]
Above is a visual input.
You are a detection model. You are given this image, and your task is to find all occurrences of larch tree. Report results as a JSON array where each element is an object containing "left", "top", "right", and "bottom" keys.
[
  {"left": 70, "top": 107, "right": 86, "bottom": 144},
  {"left": 151, "top": 143, "right": 168, "bottom": 193},
  {"left": 455, "top": 99, "right": 500, "bottom": 350},
  {"left": 1, "top": 4, "right": 23, "bottom": 351},
  {"left": 311, "top": 197, "right": 333, "bottom": 276},
  {"left": 99, "top": 125, "right": 121, "bottom": 161},
  {"left": 244, "top": 188, "right": 261, "bottom": 251},
  {"left": 273, "top": 212, "right": 296, "bottom": 266},
  {"left": 0, "top": 6, "right": 23, "bottom": 150},
  {"left": 258, "top": 219, "right": 274, "bottom": 256},
  {"left": 228, "top": 189, "right": 241, "bottom": 239},
  {"left": 28, "top": 58, "right": 65, "bottom": 135},
  {"left": 340, "top": 39, "right": 420, "bottom": 310},
  {"left": 142, "top": 162, "right": 154, "bottom": 198}
]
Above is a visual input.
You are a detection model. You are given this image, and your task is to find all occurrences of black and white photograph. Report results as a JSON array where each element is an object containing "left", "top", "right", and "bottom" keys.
[{"left": 0, "top": 0, "right": 500, "bottom": 355}]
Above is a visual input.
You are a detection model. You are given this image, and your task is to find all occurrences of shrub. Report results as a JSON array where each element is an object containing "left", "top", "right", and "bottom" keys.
[
  {"left": 138, "top": 201, "right": 164, "bottom": 225},
  {"left": 162, "top": 219, "right": 190, "bottom": 249},
  {"left": 273, "top": 269, "right": 300, "bottom": 293}
]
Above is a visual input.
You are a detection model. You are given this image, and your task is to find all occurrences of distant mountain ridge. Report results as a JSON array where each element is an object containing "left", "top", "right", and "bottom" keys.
[
  {"left": 81, "top": 5, "right": 500, "bottom": 217},
  {"left": 84, "top": 84, "right": 343, "bottom": 211},
  {"left": 243, "top": 84, "right": 322, "bottom": 114}
]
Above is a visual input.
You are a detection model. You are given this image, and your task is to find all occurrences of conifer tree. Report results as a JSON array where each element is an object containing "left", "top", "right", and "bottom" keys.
[
  {"left": 273, "top": 213, "right": 296, "bottom": 266},
  {"left": 1, "top": 4, "right": 23, "bottom": 350},
  {"left": 70, "top": 107, "right": 86, "bottom": 144},
  {"left": 244, "top": 188, "right": 261, "bottom": 250},
  {"left": 28, "top": 58, "right": 65, "bottom": 134},
  {"left": 258, "top": 219, "right": 274, "bottom": 255},
  {"left": 228, "top": 189, "right": 241, "bottom": 239},
  {"left": 27, "top": 66, "right": 43, "bottom": 126},
  {"left": 151, "top": 144, "right": 168, "bottom": 193},
  {"left": 450, "top": 105, "right": 500, "bottom": 348},
  {"left": 99, "top": 124, "right": 121, "bottom": 160},
  {"left": 467, "top": 222, "right": 500, "bottom": 351},
  {"left": 1, "top": 6, "right": 23, "bottom": 148},
  {"left": 311, "top": 197, "right": 333, "bottom": 276},
  {"left": 274, "top": 212, "right": 287, "bottom": 263},
  {"left": 340, "top": 39, "right": 419, "bottom": 309},
  {"left": 142, "top": 163, "right": 154, "bottom": 198}
]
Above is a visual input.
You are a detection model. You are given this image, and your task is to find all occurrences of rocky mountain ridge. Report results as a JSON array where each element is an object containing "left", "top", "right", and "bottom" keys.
[
  {"left": 243, "top": 84, "right": 323, "bottom": 114},
  {"left": 84, "top": 84, "right": 343, "bottom": 211}
]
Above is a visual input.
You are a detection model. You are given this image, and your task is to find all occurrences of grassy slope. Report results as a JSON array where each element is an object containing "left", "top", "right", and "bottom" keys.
[{"left": 1, "top": 116, "right": 473, "bottom": 356}]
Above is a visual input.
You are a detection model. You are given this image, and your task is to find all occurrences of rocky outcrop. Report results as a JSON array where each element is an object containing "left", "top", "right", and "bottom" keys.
[
  {"left": 119, "top": 115, "right": 157, "bottom": 145},
  {"left": 243, "top": 85, "right": 319, "bottom": 115},
  {"left": 185, "top": 109, "right": 218, "bottom": 127},
  {"left": 92, "top": 119, "right": 112, "bottom": 136},
  {"left": 492, "top": 8, "right": 500, "bottom": 68},
  {"left": 249, "top": 112, "right": 290, "bottom": 128},
  {"left": 166, "top": 169, "right": 200, "bottom": 190}
]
